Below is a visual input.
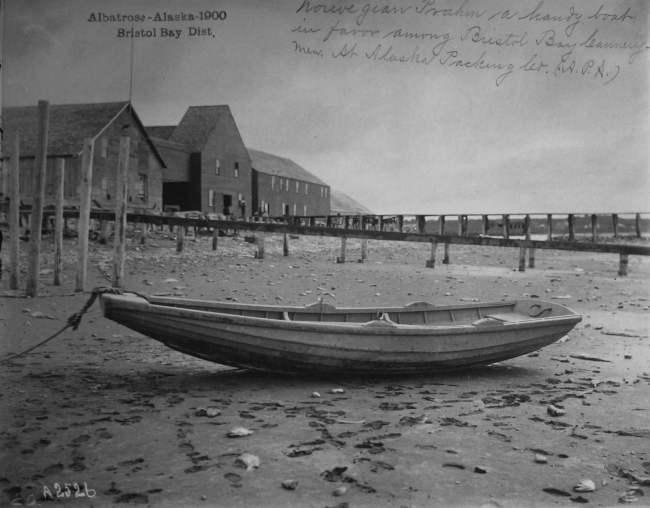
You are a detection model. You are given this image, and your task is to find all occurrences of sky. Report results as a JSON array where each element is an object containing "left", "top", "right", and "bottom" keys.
[{"left": 4, "top": 0, "right": 649, "bottom": 214}]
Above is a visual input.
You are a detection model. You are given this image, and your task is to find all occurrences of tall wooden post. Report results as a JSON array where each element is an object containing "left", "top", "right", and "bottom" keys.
[
  {"left": 443, "top": 243, "right": 450, "bottom": 264},
  {"left": 9, "top": 132, "right": 20, "bottom": 290},
  {"left": 26, "top": 101, "right": 50, "bottom": 298},
  {"left": 502, "top": 215, "right": 510, "bottom": 240},
  {"left": 591, "top": 214, "right": 598, "bottom": 242},
  {"left": 75, "top": 138, "right": 94, "bottom": 292},
  {"left": 568, "top": 214, "right": 575, "bottom": 241},
  {"left": 482, "top": 215, "right": 489, "bottom": 235},
  {"left": 518, "top": 215, "right": 528, "bottom": 272},
  {"left": 635, "top": 214, "right": 641, "bottom": 238},
  {"left": 212, "top": 227, "right": 218, "bottom": 251},
  {"left": 283, "top": 233, "right": 289, "bottom": 257},
  {"left": 426, "top": 239, "right": 437, "bottom": 268},
  {"left": 344, "top": 216, "right": 350, "bottom": 229},
  {"left": 618, "top": 254, "right": 628, "bottom": 276},
  {"left": 612, "top": 214, "right": 619, "bottom": 239},
  {"left": 439, "top": 215, "right": 445, "bottom": 235},
  {"left": 337, "top": 237, "right": 347, "bottom": 263},
  {"left": 457, "top": 215, "right": 463, "bottom": 236},
  {"left": 397, "top": 215, "right": 403, "bottom": 232},
  {"left": 140, "top": 220, "right": 147, "bottom": 245},
  {"left": 360, "top": 239, "right": 368, "bottom": 262},
  {"left": 53, "top": 158, "right": 65, "bottom": 286},
  {"left": 176, "top": 224, "right": 184, "bottom": 253},
  {"left": 378, "top": 216, "right": 384, "bottom": 231},
  {"left": 112, "top": 135, "right": 130, "bottom": 289}
]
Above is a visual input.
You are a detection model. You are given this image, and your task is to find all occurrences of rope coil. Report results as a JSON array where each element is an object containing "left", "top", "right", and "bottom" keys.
[{"left": 1, "top": 287, "right": 147, "bottom": 364}]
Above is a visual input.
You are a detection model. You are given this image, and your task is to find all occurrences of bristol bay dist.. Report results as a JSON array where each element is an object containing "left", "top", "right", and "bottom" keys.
[{"left": 117, "top": 27, "right": 213, "bottom": 38}]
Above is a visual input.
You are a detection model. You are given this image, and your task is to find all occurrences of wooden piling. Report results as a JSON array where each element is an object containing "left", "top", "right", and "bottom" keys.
[
  {"left": 547, "top": 214, "right": 553, "bottom": 241},
  {"left": 502, "top": 215, "right": 510, "bottom": 240},
  {"left": 518, "top": 248, "right": 526, "bottom": 272},
  {"left": 417, "top": 215, "right": 425, "bottom": 234},
  {"left": 337, "top": 237, "right": 347, "bottom": 263},
  {"left": 443, "top": 242, "right": 450, "bottom": 264},
  {"left": 589, "top": 214, "right": 597, "bottom": 242},
  {"left": 53, "top": 158, "right": 65, "bottom": 286},
  {"left": 9, "top": 132, "right": 20, "bottom": 290},
  {"left": 212, "top": 228, "right": 218, "bottom": 251},
  {"left": 112, "top": 135, "right": 130, "bottom": 289},
  {"left": 283, "top": 233, "right": 289, "bottom": 257},
  {"left": 360, "top": 239, "right": 368, "bottom": 262},
  {"left": 426, "top": 240, "right": 438, "bottom": 268},
  {"left": 618, "top": 253, "right": 628, "bottom": 276},
  {"left": 438, "top": 215, "right": 445, "bottom": 235},
  {"left": 256, "top": 233, "right": 265, "bottom": 259},
  {"left": 176, "top": 225, "right": 184, "bottom": 253},
  {"left": 379, "top": 216, "right": 384, "bottom": 231},
  {"left": 140, "top": 220, "right": 147, "bottom": 245},
  {"left": 75, "top": 138, "right": 94, "bottom": 292},
  {"left": 525, "top": 215, "right": 535, "bottom": 269},
  {"left": 397, "top": 215, "right": 404, "bottom": 232},
  {"left": 636, "top": 213, "right": 641, "bottom": 238},
  {"left": 568, "top": 214, "right": 575, "bottom": 241},
  {"left": 482, "top": 215, "right": 489, "bottom": 235},
  {"left": 612, "top": 214, "right": 618, "bottom": 239},
  {"left": 26, "top": 100, "right": 49, "bottom": 298},
  {"left": 457, "top": 215, "right": 463, "bottom": 236},
  {"left": 99, "top": 221, "right": 109, "bottom": 244}
]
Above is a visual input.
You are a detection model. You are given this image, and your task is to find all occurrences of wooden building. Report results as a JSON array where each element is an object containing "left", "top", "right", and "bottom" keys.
[
  {"left": 330, "top": 189, "right": 373, "bottom": 216},
  {"left": 248, "top": 149, "right": 330, "bottom": 217},
  {"left": 1, "top": 102, "right": 165, "bottom": 212},
  {"left": 147, "top": 105, "right": 252, "bottom": 216}
]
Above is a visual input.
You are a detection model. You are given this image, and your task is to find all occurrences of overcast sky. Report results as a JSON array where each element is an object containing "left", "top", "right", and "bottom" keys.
[{"left": 5, "top": 0, "right": 648, "bottom": 214}]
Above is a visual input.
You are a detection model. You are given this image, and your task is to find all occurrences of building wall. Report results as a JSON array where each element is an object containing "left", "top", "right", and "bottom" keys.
[
  {"left": 253, "top": 170, "right": 330, "bottom": 217},
  {"left": 198, "top": 112, "right": 252, "bottom": 216}
]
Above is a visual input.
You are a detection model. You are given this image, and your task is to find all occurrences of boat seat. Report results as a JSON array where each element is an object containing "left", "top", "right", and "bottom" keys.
[{"left": 484, "top": 313, "right": 535, "bottom": 323}]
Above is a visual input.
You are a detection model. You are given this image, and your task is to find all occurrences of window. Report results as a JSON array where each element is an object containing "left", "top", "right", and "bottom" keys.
[
  {"left": 280, "top": 179, "right": 283, "bottom": 191},
  {"left": 293, "top": 204, "right": 297, "bottom": 215},
  {"left": 138, "top": 175, "right": 148, "bottom": 202},
  {"left": 271, "top": 176, "right": 275, "bottom": 190},
  {"left": 215, "top": 158, "right": 220, "bottom": 175},
  {"left": 234, "top": 162, "right": 239, "bottom": 178},
  {"left": 305, "top": 183, "right": 308, "bottom": 195},
  {"left": 285, "top": 179, "right": 289, "bottom": 192},
  {"left": 295, "top": 181, "right": 299, "bottom": 193},
  {"left": 101, "top": 138, "right": 108, "bottom": 158},
  {"left": 304, "top": 205, "right": 307, "bottom": 216},
  {"left": 209, "top": 190, "right": 214, "bottom": 207},
  {"left": 325, "top": 187, "right": 328, "bottom": 198},
  {"left": 320, "top": 187, "right": 324, "bottom": 198}
]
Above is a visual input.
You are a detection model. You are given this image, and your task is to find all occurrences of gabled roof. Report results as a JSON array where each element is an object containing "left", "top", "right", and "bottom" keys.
[
  {"left": 170, "top": 105, "right": 236, "bottom": 152},
  {"left": 248, "top": 148, "right": 328, "bottom": 186},
  {"left": 2, "top": 102, "right": 166, "bottom": 167},
  {"left": 146, "top": 125, "right": 176, "bottom": 140},
  {"left": 330, "top": 189, "right": 373, "bottom": 215}
]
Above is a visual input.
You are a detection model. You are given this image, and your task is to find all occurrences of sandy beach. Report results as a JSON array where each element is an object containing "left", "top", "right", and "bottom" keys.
[{"left": 1, "top": 231, "right": 649, "bottom": 507}]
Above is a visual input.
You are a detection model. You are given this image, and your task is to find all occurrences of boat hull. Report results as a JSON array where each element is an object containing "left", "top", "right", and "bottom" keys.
[{"left": 100, "top": 294, "right": 581, "bottom": 375}]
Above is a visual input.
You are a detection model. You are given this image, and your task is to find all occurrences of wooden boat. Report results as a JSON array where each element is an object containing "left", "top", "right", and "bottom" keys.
[{"left": 100, "top": 294, "right": 581, "bottom": 375}]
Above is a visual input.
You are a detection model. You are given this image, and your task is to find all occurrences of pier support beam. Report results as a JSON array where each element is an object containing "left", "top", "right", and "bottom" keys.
[
  {"left": 283, "top": 233, "right": 289, "bottom": 257},
  {"left": 618, "top": 253, "right": 628, "bottom": 276},
  {"left": 591, "top": 214, "right": 598, "bottom": 243},
  {"left": 337, "top": 237, "right": 347, "bottom": 263},
  {"left": 612, "top": 214, "right": 619, "bottom": 239},
  {"left": 76, "top": 138, "right": 94, "bottom": 292},
  {"left": 439, "top": 215, "right": 445, "bottom": 235},
  {"left": 255, "top": 233, "right": 265, "bottom": 259},
  {"left": 360, "top": 239, "right": 368, "bottom": 263},
  {"left": 176, "top": 224, "right": 184, "bottom": 253},
  {"left": 9, "top": 132, "right": 20, "bottom": 290},
  {"left": 568, "top": 214, "right": 575, "bottom": 241},
  {"left": 426, "top": 240, "right": 438, "bottom": 268},
  {"left": 443, "top": 242, "right": 450, "bottom": 265},
  {"left": 212, "top": 228, "right": 218, "bottom": 251},
  {"left": 547, "top": 214, "right": 553, "bottom": 241},
  {"left": 112, "top": 135, "right": 129, "bottom": 289}
]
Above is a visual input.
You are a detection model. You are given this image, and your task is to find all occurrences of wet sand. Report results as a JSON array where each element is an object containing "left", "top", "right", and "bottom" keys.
[{"left": 1, "top": 232, "right": 649, "bottom": 507}]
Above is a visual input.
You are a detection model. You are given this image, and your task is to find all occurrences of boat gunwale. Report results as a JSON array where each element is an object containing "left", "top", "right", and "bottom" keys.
[{"left": 102, "top": 294, "right": 582, "bottom": 336}]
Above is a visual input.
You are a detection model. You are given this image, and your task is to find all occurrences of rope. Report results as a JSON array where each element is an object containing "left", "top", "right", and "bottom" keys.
[{"left": 1, "top": 287, "right": 148, "bottom": 364}]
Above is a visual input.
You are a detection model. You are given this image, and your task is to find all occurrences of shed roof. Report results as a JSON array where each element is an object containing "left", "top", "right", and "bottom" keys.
[
  {"left": 330, "top": 189, "right": 373, "bottom": 215},
  {"left": 146, "top": 125, "right": 176, "bottom": 140},
  {"left": 248, "top": 148, "right": 328, "bottom": 186},
  {"left": 2, "top": 102, "right": 165, "bottom": 166},
  {"left": 170, "top": 105, "right": 236, "bottom": 152}
]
